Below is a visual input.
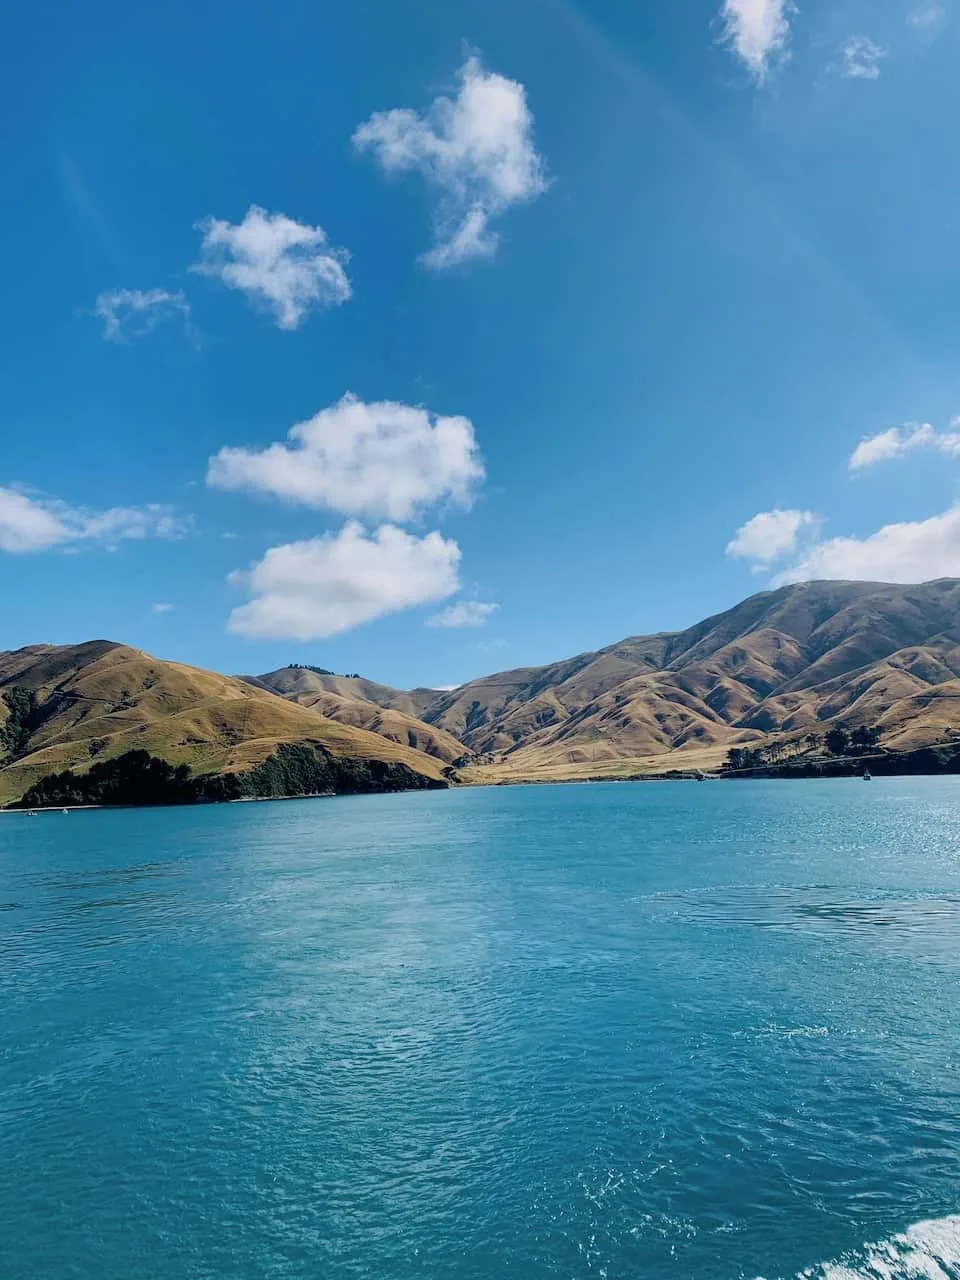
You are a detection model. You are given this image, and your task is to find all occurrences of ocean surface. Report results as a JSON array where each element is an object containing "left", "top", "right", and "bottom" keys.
[{"left": 2, "top": 780, "right": 959, "bottom": 1280}]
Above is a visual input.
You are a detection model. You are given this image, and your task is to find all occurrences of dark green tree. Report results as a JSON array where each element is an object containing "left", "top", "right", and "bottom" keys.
[
  {"left": 0, "top": 687, "right": 38, "bottom": 760},
  {"left": 16, "top": 750, "right": 197, "bottom": 809},
  {"left": 851, "top": 725, "right": 880, "bottom": 753}
]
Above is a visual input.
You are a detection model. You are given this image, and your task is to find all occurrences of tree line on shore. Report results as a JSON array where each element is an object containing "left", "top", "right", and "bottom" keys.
[
  {"left": 723, "top": 725, "right": 960, "bottom": 778},
  {"left": 10, "top": 745, "right": 446, "bottom": 809},
  {"left": 726, "top": 726, "right": 881, "bottom": 773}
]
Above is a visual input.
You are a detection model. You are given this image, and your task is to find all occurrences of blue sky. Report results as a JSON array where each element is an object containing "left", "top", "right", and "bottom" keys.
[{"left": 2, "top": 0, "right": 960, "bottom": 688}]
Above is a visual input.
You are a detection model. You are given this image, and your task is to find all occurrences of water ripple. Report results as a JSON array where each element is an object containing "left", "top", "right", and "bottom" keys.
[{"left": 2, "top": 783, "right": 960, "bottom": 1278}]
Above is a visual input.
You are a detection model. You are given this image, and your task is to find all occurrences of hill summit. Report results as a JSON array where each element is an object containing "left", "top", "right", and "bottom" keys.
[
  {"left": 253, "top": 579, "right": 960, "bottom": 782},
  {"left": 4, "top": 579, "right": 960, "bottom": 802},
  {"left": 0, "top": 642, "right": 448, "bottom": 805}
]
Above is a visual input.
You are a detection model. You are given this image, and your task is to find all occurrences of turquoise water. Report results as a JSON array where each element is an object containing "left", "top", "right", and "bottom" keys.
[{"left": 2, "top": 780, "right": 960, "bottom": 1279}]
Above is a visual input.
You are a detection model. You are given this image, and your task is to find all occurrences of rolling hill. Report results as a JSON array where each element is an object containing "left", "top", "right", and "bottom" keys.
[
  {"left": 256, "top": 579, "right": 960, "bottom": 783},
  {"left": 417, "top": 579, "right": 960, "bottom": 779},
  {"left": 0, "top": 643, "right": 448, "bottom": 805},
  {"left": 6, "top": 579, "right": 960, "bottom": 802},
  {"left": 244, "top": 667, "right": 466, "bottom": 765}
]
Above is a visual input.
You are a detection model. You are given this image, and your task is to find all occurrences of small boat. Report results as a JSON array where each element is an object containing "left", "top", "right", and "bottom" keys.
[
  {"left": 862, "top": 768, "right": 872, "bottom": 781},
  {"left": 62, "top": 808, "right": 70, "bottom": 814}
]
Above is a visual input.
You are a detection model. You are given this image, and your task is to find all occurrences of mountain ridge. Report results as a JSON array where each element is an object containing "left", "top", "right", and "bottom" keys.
[
  {"left": 253, "top": 579, "right": 960, "bottom": 782},
  {"left": 0, "top": 642, "right": 449, "bottom": 805},
  {"left": 415, "top": 578, "right": 960, "bottom": 778},
  {"left": 5, "top": 579, "right": 960, "bottom": 801}
]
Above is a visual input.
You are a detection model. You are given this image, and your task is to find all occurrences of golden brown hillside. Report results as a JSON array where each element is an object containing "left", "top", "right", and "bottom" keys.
[
  {"left": 245, "top": 667, "right": 455, "bottom": 748},
  {"left": 409, "top": 579, "right": 960, "bottom": 780},
  {"left": 7, "top": 580, "right": 960, "bottom": 800},
  {"left": 249, "top": 581, "right": 960, "bottom": 783},
  {"left": 0, "top": 643, "right": 447, "bottom": 804},
  {"left": 246, "top": 669, "right": 465, "bottom": 765},
  {"left": 248, "top": 668, "right": 442, "bottom": 721}
]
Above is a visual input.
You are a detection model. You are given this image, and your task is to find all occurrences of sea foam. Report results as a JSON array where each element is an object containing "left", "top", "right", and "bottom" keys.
[{"left": 761, "top": 1215, "right": 960, "bottom": 1280}]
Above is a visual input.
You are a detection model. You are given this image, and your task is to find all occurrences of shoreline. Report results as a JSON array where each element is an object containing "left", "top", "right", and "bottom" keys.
[
  {"left": 4, "top": 767, "right": 959, "bottom": 814},
  {"left": 0, "top": 787, "right": 437, "bottom": 815}
]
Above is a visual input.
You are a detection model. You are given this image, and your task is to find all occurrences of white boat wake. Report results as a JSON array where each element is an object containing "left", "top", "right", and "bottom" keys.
[{"left": 761, "top": 1216, "right": 960, "bottom": 1280}]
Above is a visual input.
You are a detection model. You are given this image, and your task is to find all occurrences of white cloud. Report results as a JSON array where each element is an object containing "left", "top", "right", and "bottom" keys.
[
  {"left": 94, "top": 288, "right": 190, "bottom": 342},
  {"left": 725, "top": 509, "right": 817, "bottom": 564},
  {"left": 838, "top": 35, "right": 886, "bottom": 80},
  {"left": 194, "top": 206, "right": 350, "bottom": 329},
  {"left": 848, "top": 423, "right": 960, "bottom": 469},
  {"left": 849, "top": 424, "right": 931, "bottom": 468},
  {"left": 0, "top": 490, "right": 75, "bottom": 553},
  {"left": 720, "top": 0, "right": 792, "bottom": 79},
  {"left": 353, "top": 54, "right": 548, "bottom": 268},
  {"left": 0, "top": 487, "right": 189, "bottom": 554},
  {"left": 151, "top": 602, "right": 175, "bottom": 614},
  {"left": 227, "top": 521, "right": 461, "bottom": 640},
  {"left": 775, "top": 504, "right": 960, "bottom": 584},
  {"left": 427, "top": 600, "right": 499, "bottom": 628},
  {"left": 207, "top": 393, "right": 484, "bottom": 521}
]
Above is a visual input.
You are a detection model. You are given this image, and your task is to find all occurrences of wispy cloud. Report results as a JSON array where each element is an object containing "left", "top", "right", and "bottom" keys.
[
  {"left": 207, "top": 393, "right": 484, "bottom": 522},
  {"left": 227, "top": 521, "right": 461, "bottom": 640},
  {"left": 907, "top": 3, "right": 947, "bottom": 33},
  {"left": 94, "top": 288, "right": 191, "bottom": 342},
  {"left": 151, "top": 602, "right": 175, "bottom": 614},
  {"left": 57, "top": 154, "right": 121, "bottom": 264},
  {"left": 837, "top": 35, "right": 886, "bottom": 80},
  {"left": 726, "top": 509, "right": 818, "bottom": 564},
  {"left": 427, "top": 600, "right": 499, "bottom": 628},
  {"left": 353, "top": 54, "right": 549, "bottom": 268},
  {"left": 719, "top": 0, "right": 792, "bottom": 80},
  {"left": 848, "top": 423, "right": 960, "bottom": 470},
  {"left": 0, "top": 487, "right": 189, "bottom": 554},
  {"left": 193, "top": 206, "right": 351, "bottom": 329}
]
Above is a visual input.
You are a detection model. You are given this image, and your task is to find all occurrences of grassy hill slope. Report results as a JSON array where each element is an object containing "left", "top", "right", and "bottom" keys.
[
  {"left": 0, "top": 643, "right": 447, "bottom": 804},
  {"left": 248, "top": 668, "right": 464, "bottom": 764},
  {"left": 8, "top": 580, "right": 960, "bottom": 800},
  {"left": 418, "top": 580, "right": 960, "bottom": 779}
]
